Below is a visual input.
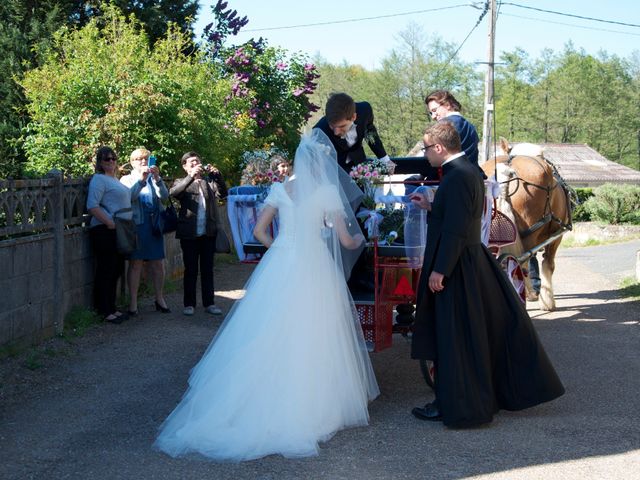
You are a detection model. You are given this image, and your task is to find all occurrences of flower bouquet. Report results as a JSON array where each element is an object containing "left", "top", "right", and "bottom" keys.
[
  {"left": 239, "top": 147, "right": 291, "bottom": 186},
  {"left": 349, "top": 158, "right": 391, "bottom": 210}
]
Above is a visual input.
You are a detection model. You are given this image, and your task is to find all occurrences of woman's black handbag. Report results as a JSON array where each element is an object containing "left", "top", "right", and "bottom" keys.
[
  {"left": 160, "top": 200, "right": 178, "bottom": 234},
  {"left": 152, "top": 199, "right": 178, "bottom": 235},
  {"left": 113, "top": 208, "right": 138, "bottom": 254}
]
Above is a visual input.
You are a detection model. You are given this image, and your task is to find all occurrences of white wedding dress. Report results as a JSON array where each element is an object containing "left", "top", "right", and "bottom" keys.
[{"left": 155, "top": 180, "right": 379, "bottom": 461}]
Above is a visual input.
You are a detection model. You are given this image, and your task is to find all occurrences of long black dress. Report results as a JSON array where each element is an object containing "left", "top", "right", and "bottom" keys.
[{"left": 411, "top": 155, "right": 564, "bottom": 428}]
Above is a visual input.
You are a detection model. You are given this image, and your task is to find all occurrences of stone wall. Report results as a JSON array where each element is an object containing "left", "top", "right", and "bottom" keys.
[
  {"left": 0, "top": 174, "right": 234, "bottom": 347},
  {"left": 0, "top": 230, "right": 184, "bottom": 347}
]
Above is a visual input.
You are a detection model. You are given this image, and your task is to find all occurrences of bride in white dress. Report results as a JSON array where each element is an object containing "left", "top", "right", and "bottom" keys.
[{"left": 154, "top": 130, "right": 379, "bottom": 461}]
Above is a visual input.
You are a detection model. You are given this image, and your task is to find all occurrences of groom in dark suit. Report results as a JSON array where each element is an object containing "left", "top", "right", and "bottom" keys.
[
  {"left": 314, "top": 93, "right": 394, "bottom": 291},
  {"left": 314, "top": 92, "right": 394, "bottom": 174}
]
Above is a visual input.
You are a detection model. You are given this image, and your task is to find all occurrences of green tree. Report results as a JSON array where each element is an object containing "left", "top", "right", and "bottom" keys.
[
  {"left": 494, "top": 48, "right": 537, "bottom": 141},
  {"left": 202, "top": 0, "right": 320, "bottom": 157},
  {"left": 73, "top": 0, "right": 198, "bottom": 46},
  {"left": 20, "top": 5, "right": 253, "bottom": 178},
  {"left": 0, "top": 0, "right": 199, "bottom": 178},
  {"left": 0, "top": 0, "right": 66, "bottom": 177}
]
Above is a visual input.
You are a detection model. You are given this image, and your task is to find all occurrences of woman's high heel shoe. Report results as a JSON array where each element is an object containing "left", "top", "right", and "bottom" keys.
[{"left": 155, "top": 301, "right": 171, "bottom": 313}]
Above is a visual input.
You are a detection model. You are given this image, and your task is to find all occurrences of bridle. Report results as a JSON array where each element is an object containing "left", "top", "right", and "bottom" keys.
[{"left": 499, "top": 154, "right": 574, "bottom": 239}]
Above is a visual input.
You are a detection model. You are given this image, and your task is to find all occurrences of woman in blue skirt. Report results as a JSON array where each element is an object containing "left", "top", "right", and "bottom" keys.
[{"left": 121, "top": 148, "right": 171, "bottom": 315}]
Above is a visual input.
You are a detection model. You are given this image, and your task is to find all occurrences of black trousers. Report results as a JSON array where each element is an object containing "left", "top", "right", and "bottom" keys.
[
  {"left": 180, "top": 236, "right": 216, "bottom": 308},
  {"left": 90, "top": 225, "right": 125, "bottom": 316}
]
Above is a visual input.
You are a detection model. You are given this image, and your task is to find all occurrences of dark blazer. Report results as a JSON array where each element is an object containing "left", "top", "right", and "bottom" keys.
[
  {"left": 170, "top": 173, "right": 226, "bottom": 239},
  {"left": 314, "top": 101, "right": 387, "bottom": 173}
]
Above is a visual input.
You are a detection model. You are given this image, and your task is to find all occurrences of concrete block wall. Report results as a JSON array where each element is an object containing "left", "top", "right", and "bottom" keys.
[
  {"left": 0, "top": 229, "right": 187, "bottom": 347},
  {"left": 1, "top": 235, "right": 60, "bottom": 345}
]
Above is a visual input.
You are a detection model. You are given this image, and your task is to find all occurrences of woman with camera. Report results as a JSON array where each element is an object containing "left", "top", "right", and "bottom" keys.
[{"left": 120, "top": 148, "right": 171, "bottom": 316}]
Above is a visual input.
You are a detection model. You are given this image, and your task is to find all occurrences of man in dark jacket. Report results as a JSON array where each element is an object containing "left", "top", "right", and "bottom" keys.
[
  {"left": 314, "top": 92, "right": 394, "bottom": 174},
  {"left": 408, "top": 122, "right": 564, "bottom": 428},
  {"left": 314, "top": 93, "right": 394, "bottom": 292},
  {"left": 170, "top": 152, "right": 227, "bottom": 316}
]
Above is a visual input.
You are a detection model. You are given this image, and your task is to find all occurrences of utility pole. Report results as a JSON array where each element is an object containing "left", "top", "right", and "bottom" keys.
[
  {"left": 481, "top": 0, "right": 497, "bottom": 163},
  {"left": 637, "top": 129, "right": 640, "bottom": 171}
]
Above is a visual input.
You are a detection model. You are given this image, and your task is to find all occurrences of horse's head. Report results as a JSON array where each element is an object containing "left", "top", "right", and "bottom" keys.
[
  {"left": 495, "top": 138, "right": 545, "bottom": 159},
  {"left": 510, "top": 143, "right": 544, "bottom": 158}
]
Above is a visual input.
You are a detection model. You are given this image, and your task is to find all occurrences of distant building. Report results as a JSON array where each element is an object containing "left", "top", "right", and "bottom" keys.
[
  {"left": 529, "top": 144, "right": 640, "bottom": 188},
  {"left": 406, "top": 141, "right": 640, "bottom": 188}
]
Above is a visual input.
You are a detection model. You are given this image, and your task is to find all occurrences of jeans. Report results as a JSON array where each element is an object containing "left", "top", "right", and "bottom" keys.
[{"left": 528, "top": 255, "right": 541, "bottom": 294}]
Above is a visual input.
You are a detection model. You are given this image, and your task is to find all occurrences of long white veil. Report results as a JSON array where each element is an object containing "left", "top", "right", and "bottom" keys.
[{"left": 291, "top": 129, "right": 364, "bottom": 279}]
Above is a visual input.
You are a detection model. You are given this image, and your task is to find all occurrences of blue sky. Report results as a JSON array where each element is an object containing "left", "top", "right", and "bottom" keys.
[{"left": 194, "top": 0, "right": 640, "bottom": 69}]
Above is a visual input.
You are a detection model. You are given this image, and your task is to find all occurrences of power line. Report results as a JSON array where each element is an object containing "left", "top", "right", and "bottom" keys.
[
  {"left": 432, "top": 1, "right": 490, "bottom": 80},
  {"left": 501, "top": 2, "right": 640, "bottom": 29},
  {"left": 242, "top": 5, "right": 469, "bottom": 32},
  {"left": 500, "top": 12, "right": 640, "bottom": 38}
]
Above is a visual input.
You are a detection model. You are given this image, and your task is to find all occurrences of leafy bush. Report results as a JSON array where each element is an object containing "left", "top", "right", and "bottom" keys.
[
  {"left": 20, "top": 6, "right": 253, "bottom": 178},
  {"left": 572, "top": 187, "right": 594, "bottom": 221},
  {"left": 18, "top": 2, "right": 319, "bottom": 183},
  {"left": 203, "top": 1, "right": 319, "bottom": 179},
  {"left": 583, "top": 183, "right": 640, "bottom": 224}
]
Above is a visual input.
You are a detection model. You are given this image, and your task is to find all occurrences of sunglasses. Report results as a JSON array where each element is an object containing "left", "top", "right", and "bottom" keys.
[
  {"left": 102, "top": 157, "right": 117, "bottom": 162},
  {"left": 420, "top": 144, "right": 436, "bottom": 153}
]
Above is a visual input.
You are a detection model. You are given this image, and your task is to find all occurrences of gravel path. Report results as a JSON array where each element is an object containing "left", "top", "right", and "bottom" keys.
[{"left": 1, "top": 242, "right": 639, "bottom": 480}]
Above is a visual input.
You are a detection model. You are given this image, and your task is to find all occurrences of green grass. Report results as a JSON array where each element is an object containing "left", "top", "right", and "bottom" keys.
[
  {"left": 0, "top": 342, "right": 23, "bottom": 360},
  {"left": 561, "top": 233, "right": 640, "bottom": 248},
  {"left": 619, "top": 277, "right": 640, "bottom": 301},
  {"left": 63, "top": 306, "right": 101, "bottom": 338},
  {"left": 214, "top": 252, "right": 239, "bottom": 265},
  {"left": 24, "top": 351, "right": 43, "bottom": 371}
]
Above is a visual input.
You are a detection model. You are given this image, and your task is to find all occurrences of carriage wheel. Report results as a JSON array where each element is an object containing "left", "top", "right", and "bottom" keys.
[
  {"left": 419, "top": 360, "right": 435, "bottom": 390},
  {"left": 498, "top": 253, "right": 527, "bottom": 304}
]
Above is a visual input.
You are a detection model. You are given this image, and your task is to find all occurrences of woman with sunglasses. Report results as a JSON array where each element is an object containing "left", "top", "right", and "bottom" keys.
[{"left": 86, "top": 146, "right": 132, "bottom": 323}]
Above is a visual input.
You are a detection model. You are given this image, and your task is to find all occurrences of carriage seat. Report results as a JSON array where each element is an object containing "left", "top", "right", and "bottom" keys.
[{"left": 488, "top": 209, "right": 517, "bottom": 252}]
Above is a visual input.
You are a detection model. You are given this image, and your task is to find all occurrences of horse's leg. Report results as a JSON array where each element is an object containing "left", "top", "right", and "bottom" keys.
[
  {"left": 524, "top": 263, "right": 538, "bottom": 301},
  {"left": 539, "top": 238, "right": 561, "bottom": 311}
]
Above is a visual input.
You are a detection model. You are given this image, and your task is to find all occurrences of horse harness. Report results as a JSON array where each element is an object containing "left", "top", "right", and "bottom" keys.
[{"left": 500, "top": 154, "right": 575, "bottom": 239}]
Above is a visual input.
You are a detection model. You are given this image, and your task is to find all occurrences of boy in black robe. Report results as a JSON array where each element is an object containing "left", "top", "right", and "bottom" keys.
[{"left": 409, "top": 121, "right": 564, "bottom": 428}]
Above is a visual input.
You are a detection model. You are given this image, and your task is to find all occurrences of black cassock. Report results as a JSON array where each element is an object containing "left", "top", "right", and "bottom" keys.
[{"left": 411, "top": 155, "right": 564, "bottom": 428}]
